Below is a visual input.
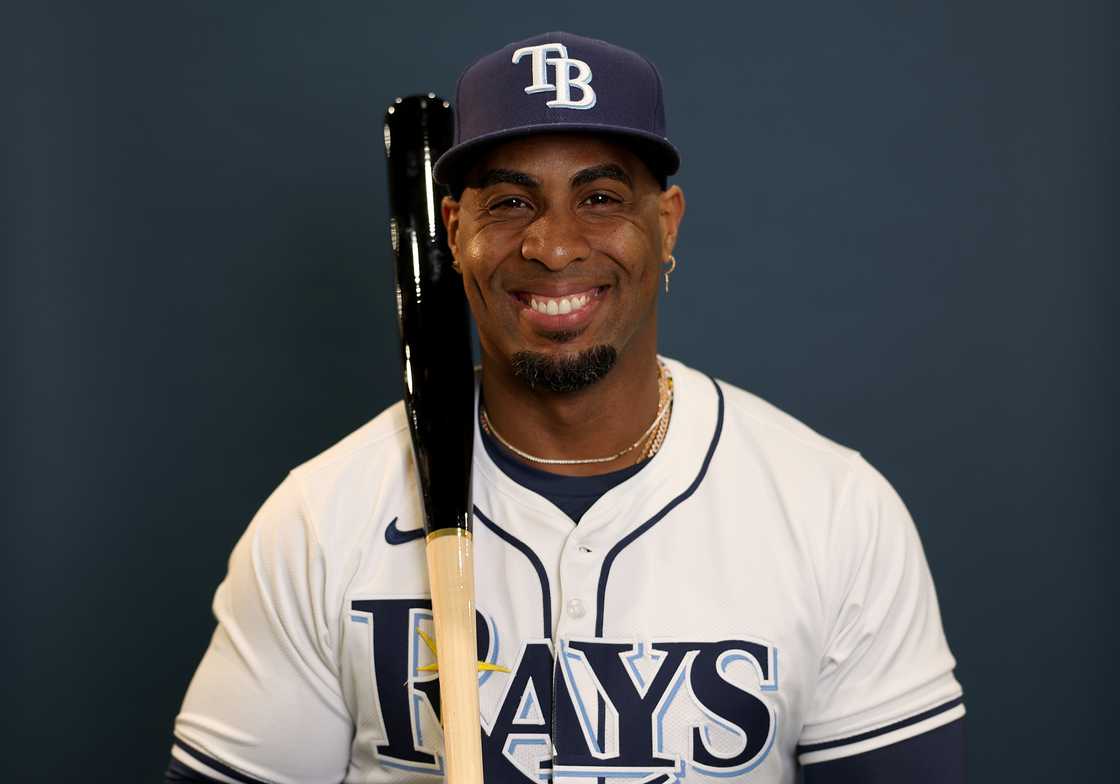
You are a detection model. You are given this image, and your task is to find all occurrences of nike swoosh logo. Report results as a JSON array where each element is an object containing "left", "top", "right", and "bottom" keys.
[{"left": 384, "top": 517, "right": 425, "bottom": 546}]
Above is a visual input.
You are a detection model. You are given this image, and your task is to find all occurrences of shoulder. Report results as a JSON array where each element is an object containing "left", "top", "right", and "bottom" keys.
[
  {"left": 717, "top": 376, "right": 900, "bottom": 517},
  {"left": 292, "top": 399, "right": 412, "bottom": 482},
  {"left": 666, "top": 356, "right": 861, "bottom": 483},
  {"left": 721, "top": 376, "right": 855, "bottom": 458},
  {"left": 270, "top": 401, "right": 416, "bottom": 554},
  {"left": 665, "top": 357, "right": 914, "bottom": 566}
]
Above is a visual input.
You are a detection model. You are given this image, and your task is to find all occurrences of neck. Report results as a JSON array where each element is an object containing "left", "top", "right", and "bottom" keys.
[{"left": 479, "top": 336, "right": 662, "bottom": 477}]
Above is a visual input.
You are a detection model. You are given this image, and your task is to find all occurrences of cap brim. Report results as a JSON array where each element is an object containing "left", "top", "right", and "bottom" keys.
[{"left": 433, "top": 122, "right": 680, "bottom": 186}]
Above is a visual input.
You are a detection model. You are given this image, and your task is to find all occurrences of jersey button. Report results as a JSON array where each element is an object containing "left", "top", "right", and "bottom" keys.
[{"left": 566, "top": 598, "right": 586, "bottom": 619}]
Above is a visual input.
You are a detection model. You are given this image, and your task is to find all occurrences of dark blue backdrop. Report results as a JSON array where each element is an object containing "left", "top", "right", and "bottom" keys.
[{"left": 6, "top": 1, "right": 1115, "bottom": 781}]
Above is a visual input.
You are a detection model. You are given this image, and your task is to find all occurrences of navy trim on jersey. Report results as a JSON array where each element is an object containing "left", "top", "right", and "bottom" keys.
[
  {"left": 796, "top": 697, "right": 964, "bottom": 755},
  {"left": 594, "top": 376, "right": 725, "bottom": 636},
  {"left": 172, "top": 738, "right": 270, "bottom": 784},
  {"left": 474, "top": 507, "right": 553, "bottom": 639},
  {"left": 802, "top": 717, "right": 965, "bottom": 783},
  {"left": 589, "top": 376, "right": 723, "bottom": 784},
  {"left": 165, "top": 757, "right": 226, "bottom": 783}
]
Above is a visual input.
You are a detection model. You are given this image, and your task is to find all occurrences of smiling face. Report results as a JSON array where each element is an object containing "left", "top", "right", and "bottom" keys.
[{"left": 443, "top": 134, "right": 684, "bottom": 392}]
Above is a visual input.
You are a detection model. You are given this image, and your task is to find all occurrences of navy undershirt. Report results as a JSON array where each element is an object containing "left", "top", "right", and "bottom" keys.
[{"left": 480, "top": 419, "right": 649, "bottom": 523}]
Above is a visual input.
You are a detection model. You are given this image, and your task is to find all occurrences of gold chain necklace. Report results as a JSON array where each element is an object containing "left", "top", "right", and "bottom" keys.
[{"left": 480, "top": 362, "right": 673, "bottom": 466}]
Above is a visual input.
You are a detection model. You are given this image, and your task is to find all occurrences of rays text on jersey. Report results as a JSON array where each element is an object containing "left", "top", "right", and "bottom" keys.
[{"left": 351, "top": 597, "right": 780, "bottom": 783}]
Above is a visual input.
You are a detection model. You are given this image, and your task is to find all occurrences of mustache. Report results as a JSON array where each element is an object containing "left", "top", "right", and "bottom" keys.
[{"left": 501, "top": 273, "right": 613, "bottom": 290}]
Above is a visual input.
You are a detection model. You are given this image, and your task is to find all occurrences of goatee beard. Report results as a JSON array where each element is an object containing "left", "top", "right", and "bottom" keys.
[{"left": 510, "top": 345, "right": 618, "bottom": 393}]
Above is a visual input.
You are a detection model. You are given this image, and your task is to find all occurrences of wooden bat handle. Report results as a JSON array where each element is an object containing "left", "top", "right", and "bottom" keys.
[{"left": 425, "top": 528, "right": 483, "bottom": 784}]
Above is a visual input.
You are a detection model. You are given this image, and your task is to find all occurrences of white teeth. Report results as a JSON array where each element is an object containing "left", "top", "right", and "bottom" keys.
[{"left": 527, "top": 290, "right": 595, "bottom": 315}]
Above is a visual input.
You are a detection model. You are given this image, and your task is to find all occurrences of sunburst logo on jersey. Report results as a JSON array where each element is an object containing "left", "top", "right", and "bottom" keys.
[{"left": 415, "top": 628, "right": 511, "bottom": 675}]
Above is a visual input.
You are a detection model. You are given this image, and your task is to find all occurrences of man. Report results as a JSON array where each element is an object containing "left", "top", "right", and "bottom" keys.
[{"left": 167, "top": 32, "right": 965, "bottom": 783}]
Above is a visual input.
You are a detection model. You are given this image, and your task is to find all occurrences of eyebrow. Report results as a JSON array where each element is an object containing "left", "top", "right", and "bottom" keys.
[
  {"left": 470, "top": 163, "right": 634, "bottom": 191},
  {"left": 571, "top": 163, "right": 632, "bottom": 189},
  {"left": 472, "top": 168, "right": 540, "bottom": 189}
]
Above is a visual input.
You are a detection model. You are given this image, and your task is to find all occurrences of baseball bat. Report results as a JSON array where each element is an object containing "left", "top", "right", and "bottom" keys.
[{"left": 383, "top": 95, "right": 482, "bottom": 783}]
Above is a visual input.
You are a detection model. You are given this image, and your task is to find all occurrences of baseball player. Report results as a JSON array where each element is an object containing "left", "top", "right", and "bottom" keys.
[{"left": 167, "top": 32, "right": 965, "bottom": 784}]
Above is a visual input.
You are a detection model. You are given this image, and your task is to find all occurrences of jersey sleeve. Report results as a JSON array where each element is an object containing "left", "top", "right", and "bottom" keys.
[
  {"left": 802, "top": 717, "right": 965, "bottom": 782},
  {"left": 798, "top": 456, "right": 964, "bottom": 766},
  {"left": 170, "top": 474, "right": 353, "bottom": 784}
]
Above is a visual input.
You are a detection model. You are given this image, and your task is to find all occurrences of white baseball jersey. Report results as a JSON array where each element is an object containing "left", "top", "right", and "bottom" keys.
[{"left": 171, "top": 356, "right": 964, "bottom": 783}]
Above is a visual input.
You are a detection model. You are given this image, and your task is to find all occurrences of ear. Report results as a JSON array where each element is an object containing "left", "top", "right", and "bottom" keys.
[
  {"left": 441, "top": 195, "right": 462, "bottom": 269},
  {"left": 658, "top": 185, "right": 686, "bottom": 258}
]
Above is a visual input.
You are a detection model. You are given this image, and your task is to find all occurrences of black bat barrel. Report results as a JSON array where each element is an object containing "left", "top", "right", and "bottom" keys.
[{"left": 384, "top": 94, "right": 474, "bottom": 536}]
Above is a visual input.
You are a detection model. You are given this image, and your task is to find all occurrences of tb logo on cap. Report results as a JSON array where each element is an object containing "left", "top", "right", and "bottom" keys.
[{"left": 511, "top": 43, "right": 597, "bottom": 110}]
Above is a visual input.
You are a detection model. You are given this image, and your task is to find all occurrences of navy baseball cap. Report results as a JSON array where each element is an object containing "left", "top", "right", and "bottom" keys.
[{"left": 433, "top": 32, "right": 680, "bottom": 186}]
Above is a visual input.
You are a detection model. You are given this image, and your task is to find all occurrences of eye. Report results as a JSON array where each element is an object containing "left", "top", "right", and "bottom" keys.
[
  {"left": 581, "top": 192, "right": 622, "bottom": 207},
  {"left": 487, "top": 195, "right": 533, "bottom": 213}
]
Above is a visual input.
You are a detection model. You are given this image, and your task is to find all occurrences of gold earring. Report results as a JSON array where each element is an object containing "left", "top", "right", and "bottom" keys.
[{"left": 664, "top": 255, "right": 676, "bottom": 293}]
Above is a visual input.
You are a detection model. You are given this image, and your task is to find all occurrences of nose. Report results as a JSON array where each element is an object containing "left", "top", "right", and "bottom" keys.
[{"left": 520, "top": 209, "right": 591, "bottom": 271}]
